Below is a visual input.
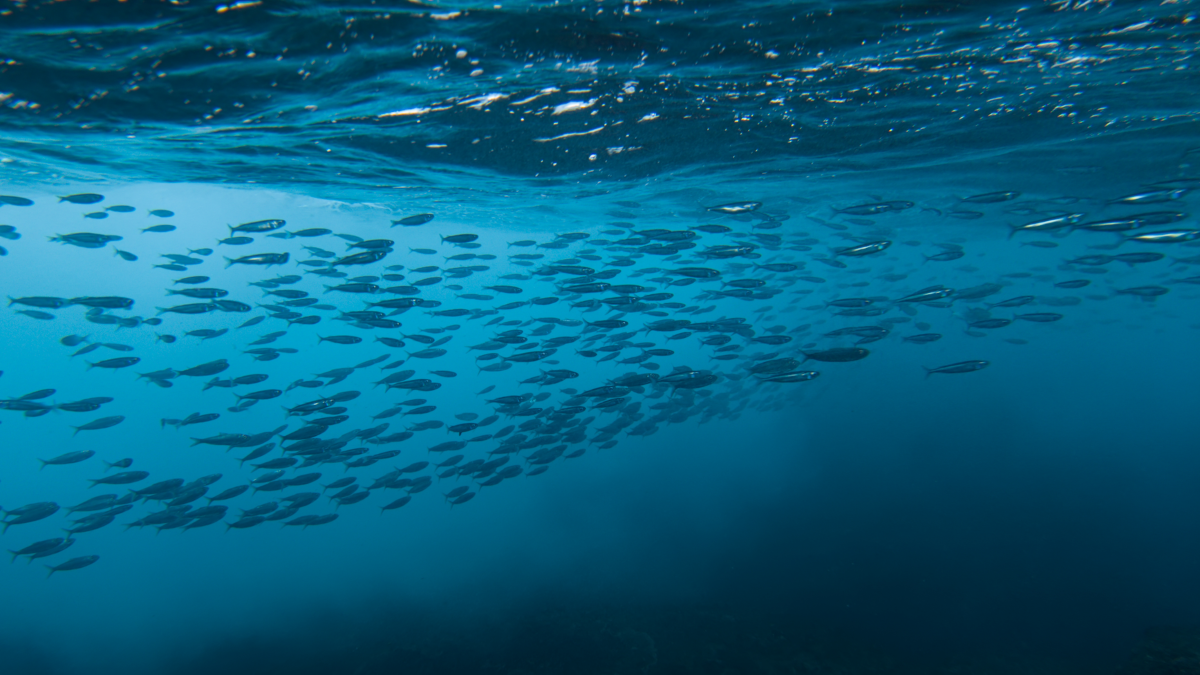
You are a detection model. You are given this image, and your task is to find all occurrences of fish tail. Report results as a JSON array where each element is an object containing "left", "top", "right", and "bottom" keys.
[
  {"left": 224, "top": 257, "right": 235, "bottom": 269},
  {"left": 8, "top": 551, "right": 18, "bottom": 564},
  {"left": 44, "top": 567, "right": 55, "bottom": 578},
  {"left": 922, "top": 367, "right": 934, "bottom": 379}
]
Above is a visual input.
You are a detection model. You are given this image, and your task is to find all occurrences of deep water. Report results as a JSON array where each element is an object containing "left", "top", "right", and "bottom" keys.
[{"left": 2, "top": 1, "right": 1200, "bottom": 674}]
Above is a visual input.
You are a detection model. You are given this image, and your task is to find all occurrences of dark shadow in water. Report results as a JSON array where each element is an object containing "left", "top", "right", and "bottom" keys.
[
  {"left": 0, "top": 638, "right": 59, "bottom": 675},
  {"left": 50, "top": 599, "right": 1178, "bottom": 675}
]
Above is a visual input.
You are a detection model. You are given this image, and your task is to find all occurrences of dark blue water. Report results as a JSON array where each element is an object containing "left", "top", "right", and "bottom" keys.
[{"left": 2, "top": 1, "right": 1199, "bottom": 674}]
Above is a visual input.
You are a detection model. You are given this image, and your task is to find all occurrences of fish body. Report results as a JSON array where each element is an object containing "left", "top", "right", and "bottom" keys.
[{"left": 924, "top": 361, "right": 989, "bottom": 377}]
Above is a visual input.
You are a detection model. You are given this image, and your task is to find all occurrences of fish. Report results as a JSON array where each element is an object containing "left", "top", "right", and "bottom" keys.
[
  {"left": 392, "top": 213, "right": 435, "bottom": 227},
  {"left": 801, "top": 348, "right": 869, "bottom": 363},
  {"left": 1007, "top": 214, "right": 1083, "bottom": 238},
  {"left": 50, "top": 232, "right": 123, "bottom": 248},
  {"left": 45, "top": 555, "right": 100, "bottom": 577},
  {"left": 962, "top": 191, "right": 1019, "bottom": 203},
  {"left": 835, "top": 200, "right": 913, "bottom": 216},
  {"left": 1, "top": 503, "right": 61, "bottom": 533},
  {"left": 58, "top": 194, "right": 105, "bottom": 204},
  {"left": 707, "top": 201, "right": 762, "bottom": 214},
  {"left": 924, "top": 361, "right": 990, "bottom": 377},
  {"left": 8, "top": 538, "right": 69, "bottom": 563},
  {"left": 1109, "top": 189, "right": 1189, "bottom": 205},
  {"left": 71, "top": 416, "right": 126, "bottom": 436},
  {"left": 836, "top": 241, "right": 891, "bottom": 257},
  {"left": 38, "top": 450, "right": 95, "bottom": 469},
  {"left": 1124, "top": 229, "right": 1200, "bottom": 244},
  {"left": 87, "top": 470, "right": 148, "bottom": 487},
  {"left": 225, "top": 252, "right": 290, "bottom": 268},
  {"left": 230, "top": 219, "right": 286, "bottom": 233}
]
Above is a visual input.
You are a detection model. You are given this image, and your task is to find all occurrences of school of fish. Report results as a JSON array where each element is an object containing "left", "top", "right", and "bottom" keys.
[{"left": 2, "top": 182, "right": 1198, "bottom": 576}]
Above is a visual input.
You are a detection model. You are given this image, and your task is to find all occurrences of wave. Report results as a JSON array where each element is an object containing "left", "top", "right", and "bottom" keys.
[{"left": 0, "top": 0, "right": 1195, "bottom": 198}]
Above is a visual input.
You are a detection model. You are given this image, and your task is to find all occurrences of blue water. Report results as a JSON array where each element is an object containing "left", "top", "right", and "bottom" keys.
[{"left": 2, "top": 1, "right": 1200, "bottom": 673}]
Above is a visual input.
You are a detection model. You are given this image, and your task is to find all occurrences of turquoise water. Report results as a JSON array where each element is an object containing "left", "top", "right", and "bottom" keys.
[{"left": 2, "top": 1, "right": 1200, "bottom": 673}]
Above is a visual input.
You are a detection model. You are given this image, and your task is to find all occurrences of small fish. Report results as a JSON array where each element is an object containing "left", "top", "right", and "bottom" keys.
[
  {"left": 1008, "top": 214, "right": 1082, "bottom": 239},
  {"left": 924, "top": 250, "right": 964, "bottom": 262},
  {"left": 39, "top": 450, "right": 96, "bottom": 469},
  {"left": 59, "top": 193, "right": 105, "bottom": 204},
  {"left": 924, "top": 361, "right": 989, "bottom": 377},
  {"left": 707, "top": 201, "right": 762, "bottom": 214},
  {"left": 1116, "top": 285, "right": 1169, "bottom": 297},
  {"left": 1125, "top": 229, "right": 1200, "bottom": 244},
  {"left": 225, "top": 253, "right": 289, "bottom": 268},
  {"left": 45, "top": 555, "right": 100, "bottom": 577},
  {"left": 72, "top": 416, "right": 126, "bottom": 436},
  {"left": 801, "top": 348, "right": 869, "bottom": 363},
  {"left": 836, "top": 201, "right": 913, "bottom": 216},
  {"left": 230, "top": 219, "right": 286, "bottom": 233},
  {"left": 392, "top": 213, "right": 435, "bottom": 227},
  {"left": 1109, "top": 188, "right": 1189, "bottom": 206},
  {"left": 962, "top": 191, "right": 1019, "bottom": 203}
]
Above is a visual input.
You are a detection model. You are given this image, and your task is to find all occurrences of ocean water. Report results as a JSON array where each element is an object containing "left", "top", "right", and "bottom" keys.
[{"left": 2, "top": 1, "right": 1200, "bottom": 674}]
